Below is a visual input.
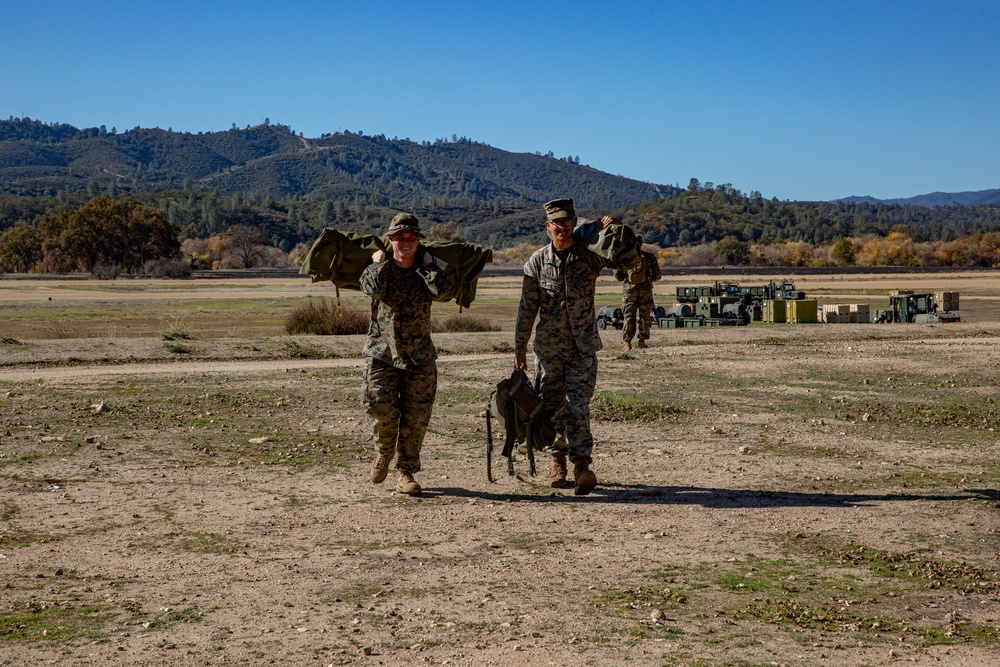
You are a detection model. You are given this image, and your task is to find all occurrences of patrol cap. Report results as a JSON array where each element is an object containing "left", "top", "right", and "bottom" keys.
[
  {"left": 387, "top": 213, "right": 422, "bottom": 237},
  {"left": 543, "top": 198, "right": 576, "bottom": 221}
]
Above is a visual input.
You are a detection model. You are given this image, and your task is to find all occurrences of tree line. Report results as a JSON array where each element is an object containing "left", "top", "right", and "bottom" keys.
[{"left": 4, "top": 182, "right": 1000, "bottom": 275}]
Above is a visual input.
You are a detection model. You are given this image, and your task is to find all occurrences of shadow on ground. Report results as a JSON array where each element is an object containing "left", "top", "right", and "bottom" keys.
[{"left": 419, "top": 483, "right": 1000, "bottom": 507}]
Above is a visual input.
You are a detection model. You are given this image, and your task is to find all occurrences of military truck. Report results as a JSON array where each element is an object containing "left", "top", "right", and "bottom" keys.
[
  {"left": 675, "top": 282, "right": 743, "bottom": 303},
  {"left": 762, "top": 280, "right": 806, "bottom": 301}
]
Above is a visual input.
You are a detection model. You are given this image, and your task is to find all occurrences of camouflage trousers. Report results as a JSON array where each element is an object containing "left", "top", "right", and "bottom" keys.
[
  {"left": 623, "top": 285, "right": 655, "bottom": 343},
  {"left": 362, "top": 358, "right": 437, "bottom": 474},
  {"left": 534, "top": 351, "right": 598, "bottom": 461}
]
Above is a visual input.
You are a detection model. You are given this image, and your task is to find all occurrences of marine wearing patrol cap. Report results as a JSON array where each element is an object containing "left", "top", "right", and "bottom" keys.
[
  {"left": 543, "top": 198, "right": 576, "bottom": 221},
  {"left": 387, "top": 212, "right": 422, "bottom": 236}
]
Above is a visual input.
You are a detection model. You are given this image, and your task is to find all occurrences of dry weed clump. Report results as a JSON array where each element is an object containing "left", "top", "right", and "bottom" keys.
[
  {"left": 431, "top": 313, "right": 500, "bottom": 333},
  {"left": 143, "top": 257, "right": 192, "bottom": 278},
  {"left": 284, "top": 299, "right": 369, "bottom": 335}
]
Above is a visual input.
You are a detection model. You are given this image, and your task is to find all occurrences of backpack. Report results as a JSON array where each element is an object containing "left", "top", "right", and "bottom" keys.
[{"left": 486, "top": 369, "right": 556, "bottom": 481}]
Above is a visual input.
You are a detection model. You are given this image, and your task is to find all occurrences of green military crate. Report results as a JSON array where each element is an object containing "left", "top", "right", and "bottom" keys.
[
  {"left": 786, "top": 299, "right": 818, "bottom": 324},
  {"left": 764, "top": 299, "right": 786, "bottom": 323}
]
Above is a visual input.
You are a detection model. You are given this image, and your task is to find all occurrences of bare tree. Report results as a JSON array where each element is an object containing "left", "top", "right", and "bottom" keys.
[{"left": 224, "top": 225, "right": 269, "bottom": 269}]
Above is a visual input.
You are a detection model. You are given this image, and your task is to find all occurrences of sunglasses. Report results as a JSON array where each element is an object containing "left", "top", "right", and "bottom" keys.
[{"left": 547, "top": 218, "right": 576, "bottom": 230}]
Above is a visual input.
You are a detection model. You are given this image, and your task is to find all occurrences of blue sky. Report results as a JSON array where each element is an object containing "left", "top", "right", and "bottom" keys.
[{"left": 3, "top": 0, "right": 998, "bottom": 201}]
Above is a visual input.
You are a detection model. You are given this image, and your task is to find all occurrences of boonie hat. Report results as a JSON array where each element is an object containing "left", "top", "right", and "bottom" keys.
[
  {"left": 387, "top": 213, "right": 422, "bottom": 236},
  {"left": 544, "top": 198, "right": 575, "bottom": 221}
]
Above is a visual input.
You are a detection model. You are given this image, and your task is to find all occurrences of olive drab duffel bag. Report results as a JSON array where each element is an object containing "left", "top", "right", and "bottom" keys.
[{"left": 485, "top": 368, "right": 556, "bottom": 482}]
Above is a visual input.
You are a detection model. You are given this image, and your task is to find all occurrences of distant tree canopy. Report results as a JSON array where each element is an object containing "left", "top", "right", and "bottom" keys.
[
  {"left": 36, "top": 197, "right": 180, "bottom": 274},
  {"left": 0, "top": 222, "right": 43, "bottom": 272},
  {"left": 713, "top": 236, "right": 750, "bottom": 265}
]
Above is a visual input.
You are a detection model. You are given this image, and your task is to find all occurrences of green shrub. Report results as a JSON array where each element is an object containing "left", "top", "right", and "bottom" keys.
[{"left": 284, "top": 299, "right": 369, "bottom": 335}]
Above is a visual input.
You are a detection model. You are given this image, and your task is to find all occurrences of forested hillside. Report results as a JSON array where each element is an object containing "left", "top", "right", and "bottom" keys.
[
  {"left": 629, "top": 180, "right": 1000, "bottom": 248},
  {"left": 3, "top": 117, "right": 1000, "bottom": 274},
  {"left": 0, "top": 117, "right": 671, "bottom": 207}
]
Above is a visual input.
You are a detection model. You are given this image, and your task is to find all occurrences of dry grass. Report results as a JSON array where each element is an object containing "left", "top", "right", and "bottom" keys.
[
  {"left": 284, "top": 298, "right": 369, "bottom": 335},
  {"left": 431, "top": 313, "right": 501, "bottom": 333}
]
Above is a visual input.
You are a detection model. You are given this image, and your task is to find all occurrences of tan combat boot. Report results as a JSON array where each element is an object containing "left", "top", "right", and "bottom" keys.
[
  {"left": 397, "top": 471, "right": 422, "bottom": 496},
  {"left": 548, "top": 453, "right": 568, "bottom": 488},
  {"left": 623, "top": 340, "right": 632, "bottom": 351},
  {"left": 370, "top": 451, "right": 393, "bottom": 484},
  {"left": 573, "top": 457, "right": 597, "bottom": 496},
  {"left": 636, "top": 339, "right": 648, "bottom": 349}
]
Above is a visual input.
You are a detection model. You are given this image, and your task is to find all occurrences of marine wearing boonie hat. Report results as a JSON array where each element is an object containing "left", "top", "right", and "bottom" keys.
[
  {"left": 387, "top": 213, "right": 422, "bottom": 236},
  {"left": 543, "top": 198, "right": 576, "bottom": 221}
]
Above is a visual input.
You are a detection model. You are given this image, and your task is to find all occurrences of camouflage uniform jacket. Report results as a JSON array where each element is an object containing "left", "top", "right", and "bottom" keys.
[
  {"left": 614, "top": 250, "right": 662, "bottom": 292},
  {"left": 515, "top": 243, "right": 618, "bottom": 361},
  {"left": 360, "top": 257, "right": 452, "bottom": 370}
]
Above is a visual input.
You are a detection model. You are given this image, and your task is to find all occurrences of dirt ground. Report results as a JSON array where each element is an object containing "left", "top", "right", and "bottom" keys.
[{"left": 2, "top": 274, "right": 1000, "bottom": 666}]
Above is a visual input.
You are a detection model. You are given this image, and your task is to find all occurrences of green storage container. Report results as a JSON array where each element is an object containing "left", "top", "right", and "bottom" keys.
[
  {"left": 764, "top": 300, "right": 786, "bottom": 323},
  {"left": 786, "top": 299, "right": 818, "bottom": 324}
]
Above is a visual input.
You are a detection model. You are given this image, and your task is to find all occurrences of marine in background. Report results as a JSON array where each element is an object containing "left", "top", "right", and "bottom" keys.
[{"left": 614, "top": 235, "right": 662, "bottom": 350}]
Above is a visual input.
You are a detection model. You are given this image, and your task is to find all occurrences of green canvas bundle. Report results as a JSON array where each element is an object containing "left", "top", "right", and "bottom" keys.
[
  {"left": 299, "top": 229, "right": 494, "bottom": 309},
  {"left": 573, "top": 218, "right": 643, "bottom": 270}
]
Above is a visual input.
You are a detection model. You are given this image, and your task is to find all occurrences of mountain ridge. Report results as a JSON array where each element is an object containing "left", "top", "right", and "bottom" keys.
[
  {"left": 836, "top": 189, "right": 1000, "bottom": 207},
  {"left": 0, "top": 117, "right": 677, "bottom": 207}
]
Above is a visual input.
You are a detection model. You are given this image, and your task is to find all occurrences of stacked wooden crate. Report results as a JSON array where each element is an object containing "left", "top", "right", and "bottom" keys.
[
  {"left": 822, "top": 304, "right": 850, "bottom": 323},
  {"left": 850, "top": 303, "right": 870, "bottom": 323},
  {"left": 935, "top": 291, "right": 960, "bottom": 312}
]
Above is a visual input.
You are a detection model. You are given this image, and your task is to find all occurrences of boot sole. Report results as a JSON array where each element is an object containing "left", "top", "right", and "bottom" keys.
[{"left": 574, "top": 473, "right": 597, "bottom": 496}]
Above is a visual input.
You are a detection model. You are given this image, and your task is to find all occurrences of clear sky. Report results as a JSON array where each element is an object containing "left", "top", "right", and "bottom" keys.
[{"left": 3, "top": 0, "right": 998, "bottom": 201}]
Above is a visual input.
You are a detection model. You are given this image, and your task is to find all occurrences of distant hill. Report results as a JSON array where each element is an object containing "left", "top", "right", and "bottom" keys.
[
  {"left": 0, "top": 117, "right": 677, "bottom": 207},
  {"left": 836, "top": 189, "right": 1000, "bottom": 207}
]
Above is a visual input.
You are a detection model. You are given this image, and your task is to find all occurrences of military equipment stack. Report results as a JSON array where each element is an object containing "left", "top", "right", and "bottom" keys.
[{"left": 610, "top": 278, "right": 963, "bottom": 330}]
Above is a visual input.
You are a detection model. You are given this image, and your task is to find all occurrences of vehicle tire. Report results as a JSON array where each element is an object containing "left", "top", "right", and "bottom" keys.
[{"left": 596, "top": 318, "right": 606, "bottom": 330}]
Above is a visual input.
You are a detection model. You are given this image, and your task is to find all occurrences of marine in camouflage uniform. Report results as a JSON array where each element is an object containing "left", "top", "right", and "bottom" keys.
[
  {"left": 361, "top": 213, "right": 452, "bottom": 495},
  {"left": 514, "top": 198, "right": 633, "bottom": 495},
  {"left": 614, "top": 238, "right": 662, "bottom": 349}
]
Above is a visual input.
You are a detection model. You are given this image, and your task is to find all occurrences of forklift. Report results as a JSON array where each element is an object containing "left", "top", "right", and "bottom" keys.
[{"left": 877, "top": 293, "right": 961, "bottom": 323}]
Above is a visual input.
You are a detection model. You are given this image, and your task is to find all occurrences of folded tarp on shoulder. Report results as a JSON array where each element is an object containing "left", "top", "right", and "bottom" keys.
[
  {"left": 573, "top": 219, "right": 642, "bottom": 270},
  {"left": 299, "top": 229, "right": 493, "bottom": 309}
]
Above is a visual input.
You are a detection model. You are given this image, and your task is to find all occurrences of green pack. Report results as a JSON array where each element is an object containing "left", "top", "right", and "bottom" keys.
[
  {"left": 299, "top": 229, "right": 493, "bottom": 308},
  {"left": 486, "top": 368, "right": 556, "bottom": 482},
  {"left": 573, "top": 219, "right": 642, "bottom": 270}
]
